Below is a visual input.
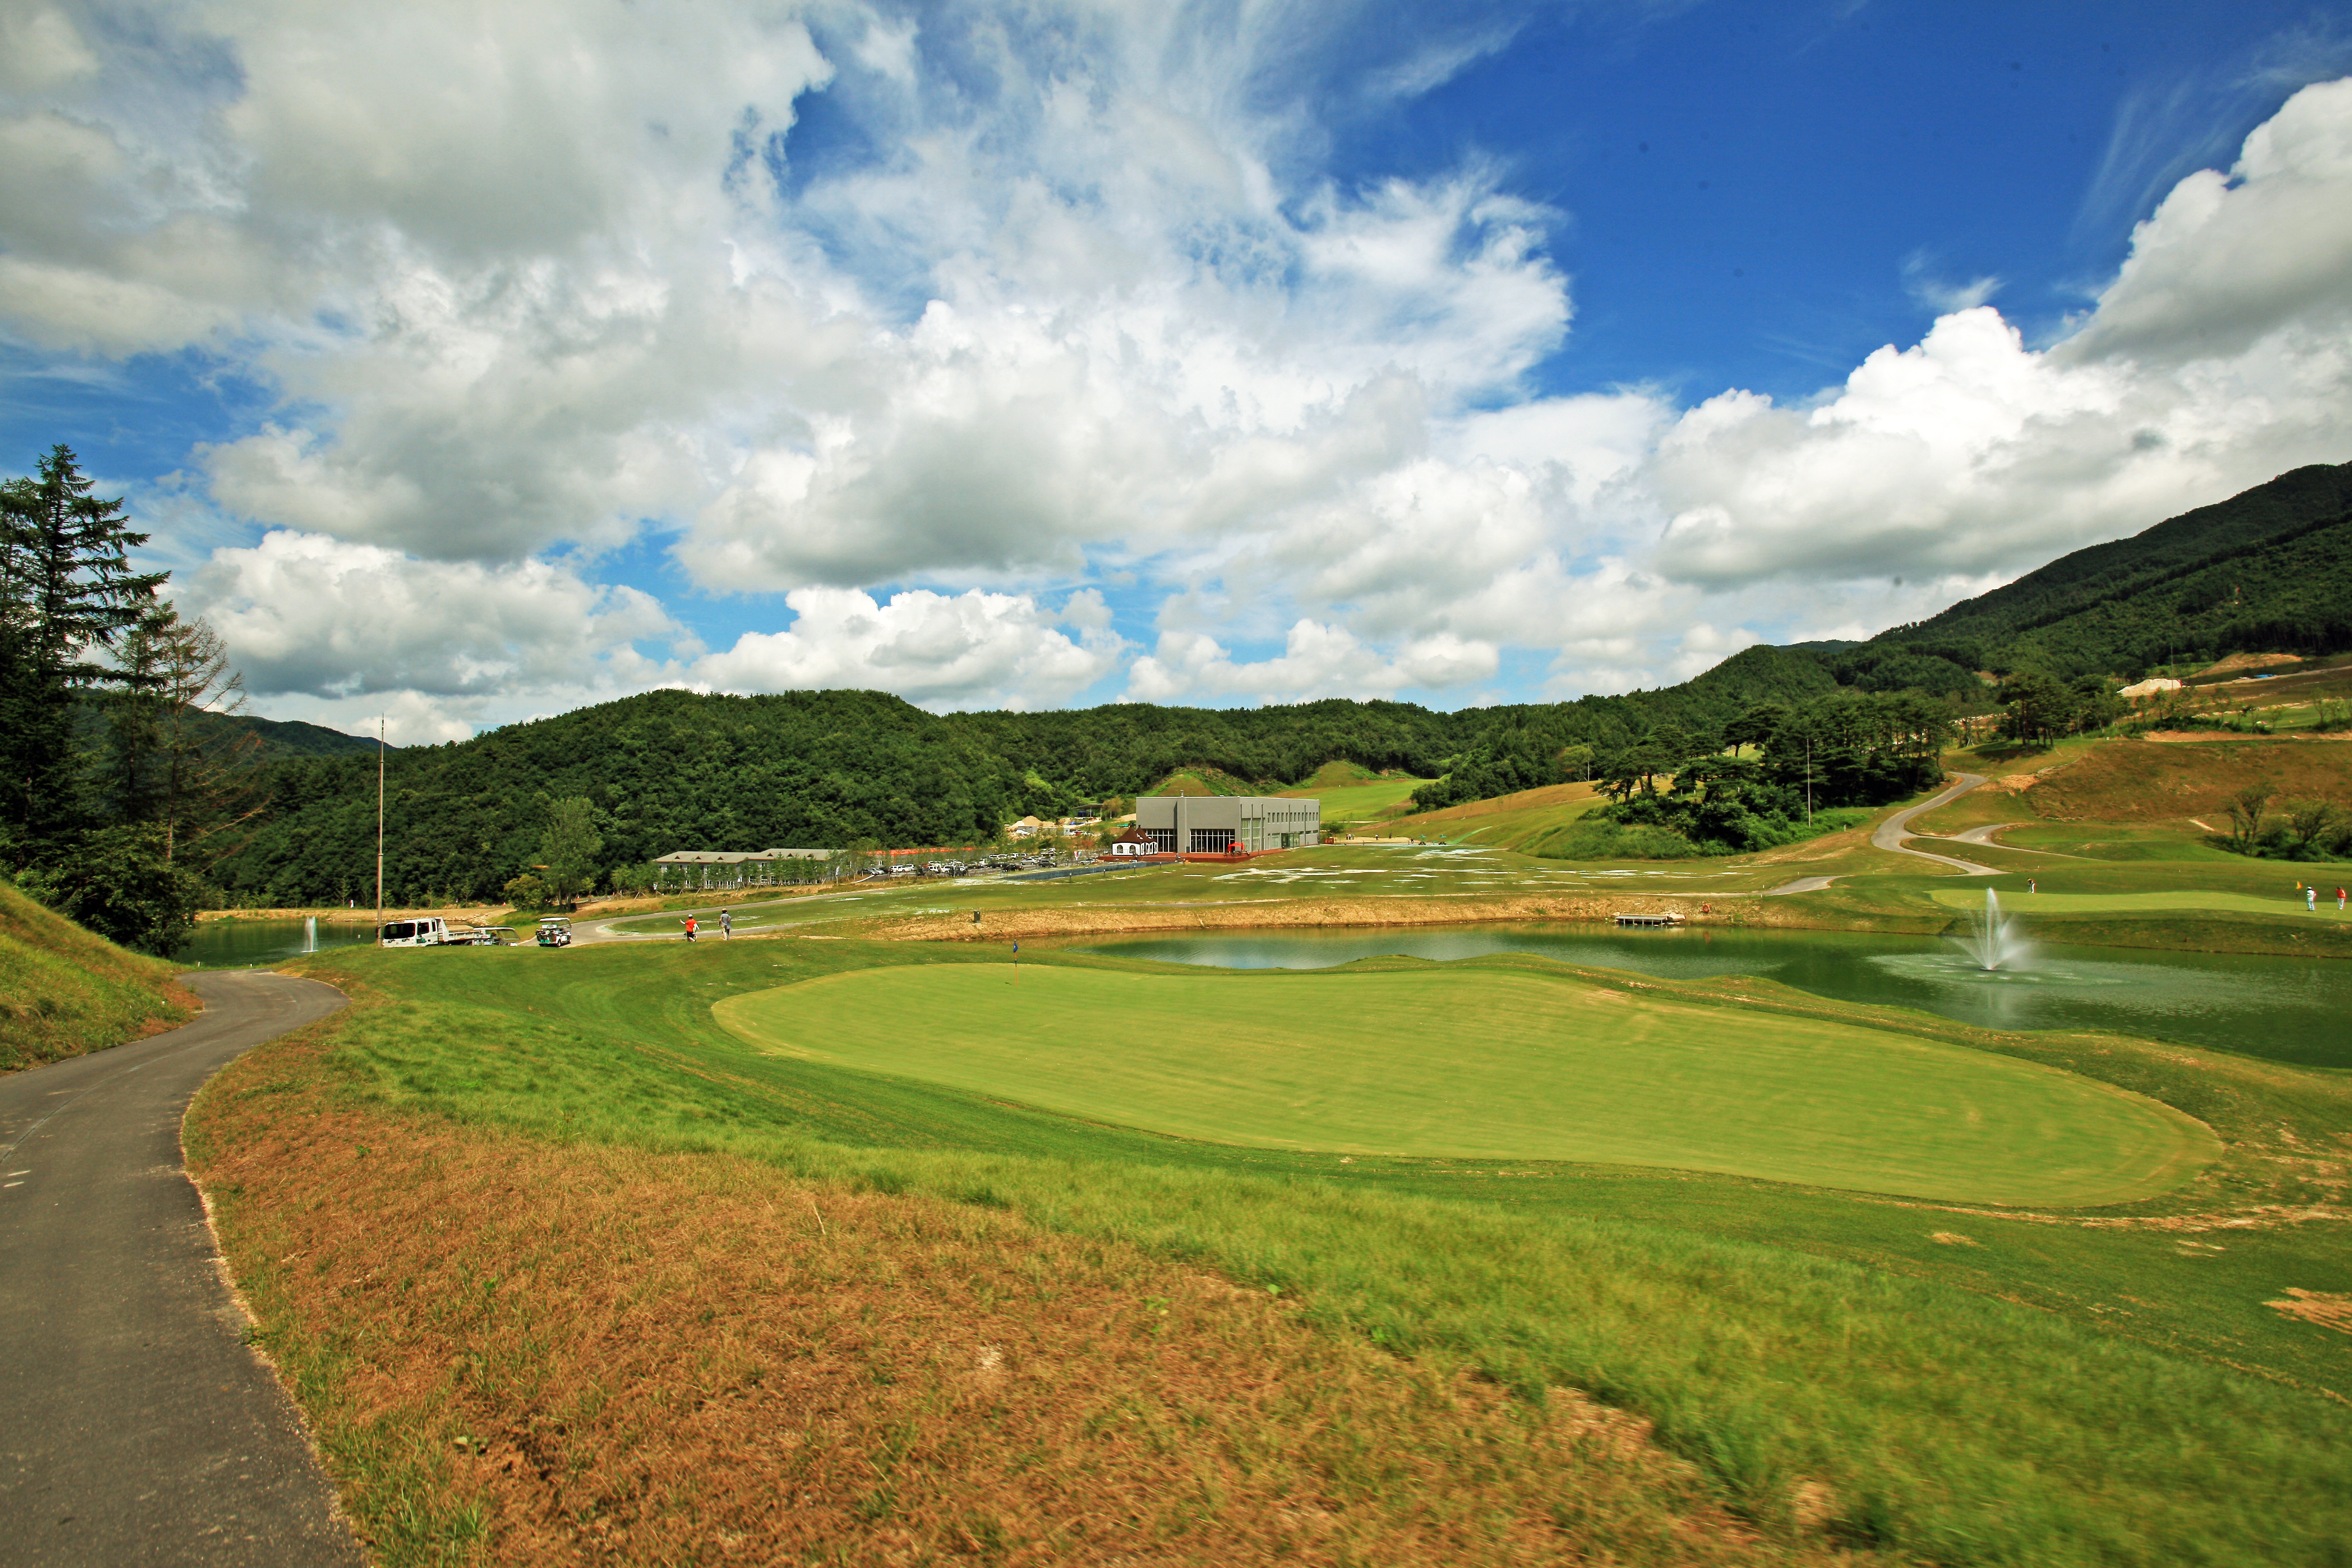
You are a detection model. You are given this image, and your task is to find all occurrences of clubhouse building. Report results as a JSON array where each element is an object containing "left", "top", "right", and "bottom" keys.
[{"left": 1127, "top": 794, "right": 1321, "bottom": 855}]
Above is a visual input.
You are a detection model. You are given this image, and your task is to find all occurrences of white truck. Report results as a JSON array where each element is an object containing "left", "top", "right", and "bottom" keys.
[{"left": 379, "top": 917, "right": 453, "bottom": 948}]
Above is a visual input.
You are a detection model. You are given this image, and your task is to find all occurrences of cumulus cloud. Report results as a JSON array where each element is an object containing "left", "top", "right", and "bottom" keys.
[
  {"left": 1124, "top": 620, "right": 1497, "bottom": 704},
  {"left": 2063, "top": 77, "right": 2352, "bottom": 363},
  {"left": 1639, "top": 81, "right": 2352, "bottom": 601},
  {"left": 8, "top": 4, "right": 2352, "bottom": 719},
  {"left": 688, "top": 586, "right": 1123, "bottom": 710},
  {"left": 189, "top": 530, "right": 676, "bottom": 700}
]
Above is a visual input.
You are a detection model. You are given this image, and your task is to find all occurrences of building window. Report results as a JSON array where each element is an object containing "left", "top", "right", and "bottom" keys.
[
  {"left": 1190, "top": 828, "right": 1234, "bottom": 853},
  {"left": 1147, "top": 828, "right": 1177, "bottom": 853}
]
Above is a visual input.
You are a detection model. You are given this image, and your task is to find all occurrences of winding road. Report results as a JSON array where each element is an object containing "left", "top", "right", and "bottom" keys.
[
  {"left": 1870, "top": 772, "right": 2000, "bottom": 876},
  {"left": 0, "top": 972, "right": 366, "bottom": 1567}
]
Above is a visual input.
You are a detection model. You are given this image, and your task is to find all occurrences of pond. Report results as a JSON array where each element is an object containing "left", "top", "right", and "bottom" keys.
[
  {"left": 1073, "top": 925, "right": 2352, "bottom": 1071},
  {"left": 184, "top": 917, "right": 376, "bottom": 968}
]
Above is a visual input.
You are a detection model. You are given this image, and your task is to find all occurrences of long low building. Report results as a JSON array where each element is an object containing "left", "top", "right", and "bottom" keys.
[
  {"left": 1133, "top": 795, "right": 1319, "bottom": 854},
  {"left": 654, "top": 848, "right": 832, "bottom": 868}
]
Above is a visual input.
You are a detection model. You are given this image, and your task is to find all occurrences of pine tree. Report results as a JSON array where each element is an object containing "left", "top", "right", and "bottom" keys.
[
  {"left": 0, "top": 446, "right": 168, "bottom": 865},
  {"left": 104, "top": 602, "right": 263, "bottom": 864}
]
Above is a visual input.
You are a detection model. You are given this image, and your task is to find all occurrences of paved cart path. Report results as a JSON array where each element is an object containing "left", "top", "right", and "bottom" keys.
[
  {"left": 0, "top": 971, "right": 366, "bottom": 1567},
  {"left": 1871, "top": 774, "right": 2001, "bottom": 877}
]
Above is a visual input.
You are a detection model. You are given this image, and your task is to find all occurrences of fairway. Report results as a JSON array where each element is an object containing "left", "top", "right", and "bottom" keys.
[{"left": 714, "top": 963, "right": 2215, "bottom": 1205}]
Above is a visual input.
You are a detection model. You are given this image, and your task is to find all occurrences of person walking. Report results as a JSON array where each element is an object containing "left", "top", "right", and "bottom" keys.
[
  {"left": 720, "top": 908, "right": 733, "bottom": 939},
  {"left": 681, "top": 914, "right": 698, "bottom": 942},
  {"left": 2309, "top": 887, "right": 2319, "bottom": 914},
  {"left": 2338, "top": 886, "right": 2347, "bottom": 913}
]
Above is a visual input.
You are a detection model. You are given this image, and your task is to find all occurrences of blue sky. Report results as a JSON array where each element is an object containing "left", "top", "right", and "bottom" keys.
[{"left": 4, "top": 1, "right": 2350, "bottom": 740}]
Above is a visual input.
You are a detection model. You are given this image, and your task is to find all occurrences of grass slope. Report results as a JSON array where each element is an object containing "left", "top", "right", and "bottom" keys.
[
  {"left": 199, "top": 937, "right": 2352, "bottom": 1567},
  {"left": 0, "top": 877, "right": 191, "bottom": 1072},
  {"left": 1384, "top": 780, "right": 1607, "bottom": 845},
  {"left": 191, "top": 1043, "right": 1807, "bottom": 1568},
  {"left": 2021, "top": 737, "right": 2352, "bottom": 823},
  {"left": 1276, "top": 767, "right": 1431, "bottom": 825},
  {"left": 716, "top": 962, "right": 2214, "bottom": 1205}
]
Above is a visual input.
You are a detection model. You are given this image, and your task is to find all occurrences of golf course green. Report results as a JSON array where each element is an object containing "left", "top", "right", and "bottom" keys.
[
  {"left": 714, "top": 962, "right": 2217, "bottom": 1204},
  {"left": 1929, "top": 887, "right": 2341, "bottom": 918}
]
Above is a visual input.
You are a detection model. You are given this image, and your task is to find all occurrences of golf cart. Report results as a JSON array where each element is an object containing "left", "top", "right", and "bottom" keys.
[{"left": 536, "top": 917, "right": 573, "bottom": 948}]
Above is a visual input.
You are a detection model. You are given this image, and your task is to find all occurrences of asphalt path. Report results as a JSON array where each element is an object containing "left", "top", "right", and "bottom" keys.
[
  {"left": 0, "top": 972, "right": 367, "bottom": 1567},
  {"left": 1869, "top": 773, "right": 2001, "bottom": 877}
]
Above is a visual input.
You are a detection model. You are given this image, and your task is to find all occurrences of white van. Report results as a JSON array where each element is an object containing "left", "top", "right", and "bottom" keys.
[{"left": 379, "top": 917, "right": 453, "bottom": 948}]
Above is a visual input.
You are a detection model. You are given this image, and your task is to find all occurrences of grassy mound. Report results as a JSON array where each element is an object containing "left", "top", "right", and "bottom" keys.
[
  {"left": 0, "top": 876, "right": 191, "bottom": 1072},
  {"left": 1281, "top": 768, "right": 1433, "bottom": 825},
  {"left": 1140, "top": 765, "right": 1262, "bottom": 797},
  {"left": 1384, "top": 780, "right": 1606, "bottom": 843},
  {"left": 717, "top": 963, "right": 2214, "bottom": 1205},
  {"left": 2023, "top": 737, "right": 2352, "bottom": 822}
]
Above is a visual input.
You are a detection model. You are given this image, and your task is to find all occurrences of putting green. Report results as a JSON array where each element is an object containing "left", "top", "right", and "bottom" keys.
[
  {"left": 1931, "top": 888, "right": 2342, "bottom": 918},
  {"left": 714, "top": 964, "right": 2216, "bottom": 1205}
]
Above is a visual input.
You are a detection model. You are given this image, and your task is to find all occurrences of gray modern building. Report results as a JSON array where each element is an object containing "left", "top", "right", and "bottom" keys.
[{"left": 1134, "top": 795, "right": 1320, "bottom": 854}]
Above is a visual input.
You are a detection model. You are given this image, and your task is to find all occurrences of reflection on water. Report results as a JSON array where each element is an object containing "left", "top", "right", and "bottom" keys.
[
  {"left": 185, "top": 918, "right": 374, "bottom": 968},
  {"left": 1075, "top": 925, "right": 2352, "bottom": 1070}
]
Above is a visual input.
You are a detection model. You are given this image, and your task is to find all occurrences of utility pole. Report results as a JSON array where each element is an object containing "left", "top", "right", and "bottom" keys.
[
  {"left": 374, "top": 714, "right": 385, "bottom": 944},
  {"left": 1806, "top": 735, "right": 1814, "bottom": 826}
]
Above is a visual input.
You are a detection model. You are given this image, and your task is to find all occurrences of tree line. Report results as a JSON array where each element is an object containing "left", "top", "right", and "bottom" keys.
[
  {"left": 33, "top": 441, "right": 2302, "bottom": 924},
  {"left": 2, "top": 447, "right": 262, "bottom": 953}
]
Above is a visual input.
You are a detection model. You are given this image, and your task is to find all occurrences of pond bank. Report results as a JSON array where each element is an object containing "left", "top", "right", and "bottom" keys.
[{"left": 865, "top": 889, "right": 2352, "bottom": 961}]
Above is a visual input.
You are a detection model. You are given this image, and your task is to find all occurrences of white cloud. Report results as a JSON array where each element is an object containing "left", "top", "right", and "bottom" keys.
[
  {"left": 1900, "top": 249, "right": 1999, "bottom": 314},
  {"left": 8, "top": 4, "right": 2352, "bottom": 719},
  {"left": 2063, "top": 77, "right": 2352, "bottom": 363},
  {"left": 0, "top": 7, "right": 98, "bottom": 93},
  {"left": 1124, "top": 619, "right": 1495, "bottom": 705},
  {"left": 1645, "top": 78, "right": 2352, "bottom": 596},
  {"left": 688, "top": 586, "right": 1122, "bottom": 711},
  {"left": 189, "top": 530, "right": 676, "bottom": 700}
]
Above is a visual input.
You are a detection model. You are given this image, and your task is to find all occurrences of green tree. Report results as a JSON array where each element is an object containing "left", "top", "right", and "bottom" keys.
[
  {"left": 534, "top": 796, "right": 604, "bottom": 907},
  {"left": 503, "top": 870, "right": 552, "bottom": 909},
  {"left": 18, "top": 823, "right": 203, "bottom": 956},
  {"left": 2281, "top": 798, "right": 2342, "bottom": 857},
  {"left": 2225, "top": 782, "right": 2276, "bottom": 850},
  {"left": 1, "top": 447, "right": 169, "bottom": 865},
  {"left": 104, "top": 604, "right": 261, "bottom": 864},
  {"left": 1996, "top": 670, "right": 2075, "bottom": 746}
]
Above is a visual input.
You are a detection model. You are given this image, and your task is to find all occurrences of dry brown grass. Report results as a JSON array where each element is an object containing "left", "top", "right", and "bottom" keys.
[
  {"left": 2267, "top": 1290, "right": 2352, "bottom": 1336},
  {"left": 868, "top": 889, "right": 1897, "bottom": 944},
  {"left": 2022, "top": 738, "right": 2352, "bottom": 823},
  {"left": 193, "top": 1032, "right": 1859, "bottom": 1567}
]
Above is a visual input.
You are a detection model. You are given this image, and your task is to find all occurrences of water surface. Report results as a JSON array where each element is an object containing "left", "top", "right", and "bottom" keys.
[
  {"left": 1075, "top": 925, "right": 2352, "bottom": 1070},
  {"left": 185, "top": 917, "right": 374, "bottom": 968}
]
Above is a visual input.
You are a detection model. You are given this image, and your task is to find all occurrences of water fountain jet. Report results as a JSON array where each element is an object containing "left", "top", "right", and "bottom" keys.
[{"left": 1955, "top": 889, "right": 2031, "bottom": 972}]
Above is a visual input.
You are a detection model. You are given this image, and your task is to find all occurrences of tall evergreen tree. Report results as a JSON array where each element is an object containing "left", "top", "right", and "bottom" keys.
[
  {"left": 104, "top": 603, "right": 262, "bottom": 864},
  {"left": 0, "top": 446, "right": 168, "bottom": 866}
]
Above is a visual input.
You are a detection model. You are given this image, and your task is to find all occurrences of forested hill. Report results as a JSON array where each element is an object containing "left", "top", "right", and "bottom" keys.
[
  {"left": 207, "top": 462, "right": 2348, "bottom": 904},
  {"left": 1817, "top": 460, "right": 2352, "bottom": 689},
  {"left": 214, "top": 653, "right": 1845, "bottom": 904}
]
